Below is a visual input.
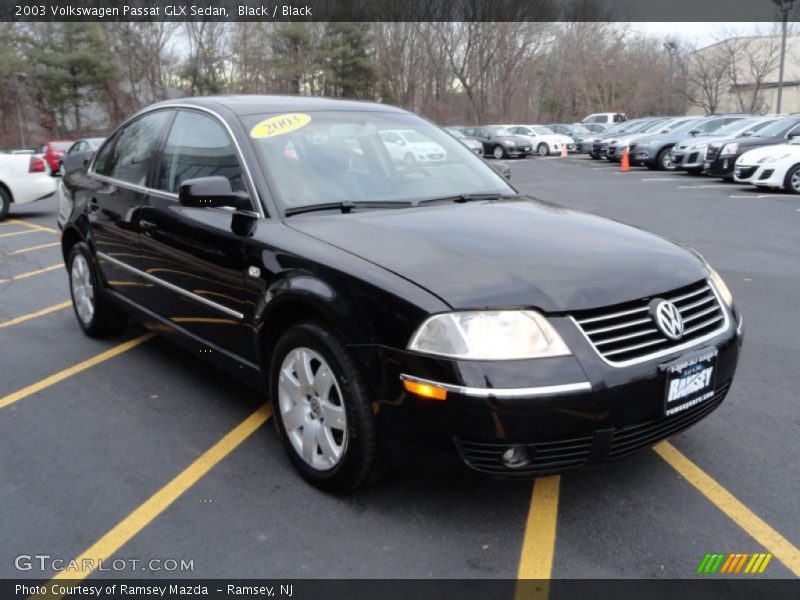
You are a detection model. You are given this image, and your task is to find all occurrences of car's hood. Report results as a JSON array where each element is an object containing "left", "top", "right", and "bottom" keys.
[
  {"left": 736, "top": 143, "right": 800, "bottom": 164},
  {"left": 729, "top": 135, "right": 786, "bottom": 152},
  {"left": 286, "top": 199, "right": 707, "bottom": 312}
]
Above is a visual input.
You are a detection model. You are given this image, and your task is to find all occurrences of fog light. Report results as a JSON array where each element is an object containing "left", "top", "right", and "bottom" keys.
[{"left": 502, "top": 445, "right": 529, "bottom": 468}]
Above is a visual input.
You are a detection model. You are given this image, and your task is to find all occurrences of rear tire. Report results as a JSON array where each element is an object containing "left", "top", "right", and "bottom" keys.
[
  {"left": 68, "top": 243, "right": 128, "bottom": 338},
  {"left": 271, "top": 321, "right": 382, "bottom": 492},
  {"left": 0, "top": 187, "right": 10, "bottom": 221},
  {"left": 783, "top": 164, "right": 800, "bottom": 194}
]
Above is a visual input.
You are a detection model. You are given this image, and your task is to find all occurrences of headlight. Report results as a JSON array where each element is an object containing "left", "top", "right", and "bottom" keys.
[
  {"left": 720, "top": 143, "right": 739, "bottom": 155},
  {"left": 504, "top": 140, "right": 515, "bottom": 146},
  {"left": 708, "top": 267, "right": 733, "bottom": 307},
  {"left": 408, "top": 310, "right": 571, "bottom": 360},
  {"left": 690, "top": 143, "right": 708, "bottom": 151}
]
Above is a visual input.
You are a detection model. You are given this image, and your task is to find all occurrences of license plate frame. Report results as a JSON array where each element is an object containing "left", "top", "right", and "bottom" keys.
[{"left": 661, "top": 347, "right": 718, "bottom": 417}]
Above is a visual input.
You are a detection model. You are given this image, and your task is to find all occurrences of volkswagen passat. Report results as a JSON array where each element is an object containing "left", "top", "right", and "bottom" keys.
[{"left": 57, "top": 96, "right": 743, "bottom": 491}]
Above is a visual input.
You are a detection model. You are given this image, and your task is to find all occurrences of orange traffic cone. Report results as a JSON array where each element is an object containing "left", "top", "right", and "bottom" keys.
[
  {"left": 560, "top": 143, "right": 568, "bottom": 158},
  {"left": 621, "top": 147, "right": 630, "bottom": 172}
]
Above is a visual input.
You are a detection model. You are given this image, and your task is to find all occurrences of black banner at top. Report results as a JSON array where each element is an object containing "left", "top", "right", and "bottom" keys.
[{"left": 4, "top": 0, "right": 800, "bottom": 22}]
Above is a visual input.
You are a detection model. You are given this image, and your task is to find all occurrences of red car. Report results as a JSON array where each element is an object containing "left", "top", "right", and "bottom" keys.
[{"left": 36, "top": 140, "right": 74, "bottom": 175}]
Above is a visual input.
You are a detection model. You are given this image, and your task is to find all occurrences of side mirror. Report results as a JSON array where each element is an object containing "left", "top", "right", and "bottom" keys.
[
  {"left": 178, "top": 176, "right": 250, "bottom": 211},
  {"left": 689, "top": 129, "right": 699, "bottom": 136}
]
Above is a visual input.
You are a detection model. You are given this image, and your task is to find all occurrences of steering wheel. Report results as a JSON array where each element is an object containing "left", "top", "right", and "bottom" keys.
[{"left": 397, "top": 166, "right": 431, "bottom": 178}]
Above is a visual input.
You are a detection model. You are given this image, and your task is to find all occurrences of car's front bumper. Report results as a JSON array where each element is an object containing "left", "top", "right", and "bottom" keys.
[
  {"left": 672, "top": 149, "right": 706, "bottom": 169},
  {"left": 733, "top": 164, "right": 760, "bottom": 184},
  {"left": 749, "top": 165, "right": 783, "bottom": 188},
  {"left": 705, "top": 155, "right": 738, "bottom": 178},
  {"left": 633, "top": 146, "right": 659, "bottom": 166},
  {"left": 366, "top": 305, "right": 742, "bottom": 477}
]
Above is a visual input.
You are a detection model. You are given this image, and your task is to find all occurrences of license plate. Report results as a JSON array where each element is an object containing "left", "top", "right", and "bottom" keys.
[
  {"left": 662, "top": 348, "right": 717, "bottom": 416},
  {"left": 524, "top": 146, "right": 530, "bottom": 151},
  {"left": 704, "top": 161, "right": 711, "bottom": 170}
]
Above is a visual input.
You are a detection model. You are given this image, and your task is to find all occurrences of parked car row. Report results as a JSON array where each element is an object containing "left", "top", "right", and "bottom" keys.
[{"left": 585, "top": 110, "right": 800, "bottom": 194}]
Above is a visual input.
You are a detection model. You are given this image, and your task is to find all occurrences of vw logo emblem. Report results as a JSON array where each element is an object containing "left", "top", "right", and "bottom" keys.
[{"left": 652, "top": 300, "right": 684, "bottom": 340}]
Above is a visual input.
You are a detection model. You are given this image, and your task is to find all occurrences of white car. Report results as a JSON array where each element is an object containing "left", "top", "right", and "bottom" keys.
[
  {"left": 0, "top": 153, "right": 57, "bottom": 220},
  {"left": 379, "top": 129, "right": 447, "bottom": 165},
  {"left": 503, "top": 125, "right": 575, "bottom": 156},
  {"left": 733, "top": 140, "right": 800, "bottom": 192},
  {"left": 582, "top": 112, "right": 627, "bottom": 126}
]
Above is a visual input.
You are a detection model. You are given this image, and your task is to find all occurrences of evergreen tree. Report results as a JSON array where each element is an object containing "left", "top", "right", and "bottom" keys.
[{"left": 321, "top": 23, "right": 377, "bottom": 99}]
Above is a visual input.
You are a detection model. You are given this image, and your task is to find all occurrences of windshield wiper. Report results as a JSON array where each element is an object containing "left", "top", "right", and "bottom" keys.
[
  {"left": 416, "top": 193, "right": 509, "bottom": 205},
  {"left": 284, "top": 200, "right": 414, "bottom": 217}
]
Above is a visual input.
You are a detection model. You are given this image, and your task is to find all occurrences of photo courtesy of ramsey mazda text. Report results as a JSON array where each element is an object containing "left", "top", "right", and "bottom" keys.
[{"left": 58, "top": 95, "right": 743, "bottom": 492}]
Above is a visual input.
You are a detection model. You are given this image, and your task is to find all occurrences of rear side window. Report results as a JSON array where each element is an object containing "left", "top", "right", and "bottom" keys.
[
  {"left": 97, "top": 111, "right": 170, "bottom": 185},
  {"left": 155, "top": 110, "right": 245, "bottom": 194}
]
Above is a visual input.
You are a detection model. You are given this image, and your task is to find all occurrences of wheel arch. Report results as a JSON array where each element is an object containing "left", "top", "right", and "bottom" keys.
[{"left": 0, "top": 180, "right": 13, "bottom": 203}]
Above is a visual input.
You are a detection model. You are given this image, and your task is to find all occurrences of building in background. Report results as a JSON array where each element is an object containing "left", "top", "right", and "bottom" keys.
[{"left": 685, "top": 34, "right": 800, "bottom": 115}]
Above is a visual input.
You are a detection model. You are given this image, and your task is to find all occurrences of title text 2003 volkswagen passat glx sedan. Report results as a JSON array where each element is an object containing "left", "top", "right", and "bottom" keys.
[{"left": 57, "top": 96, "right": 743, "bottom": 491}]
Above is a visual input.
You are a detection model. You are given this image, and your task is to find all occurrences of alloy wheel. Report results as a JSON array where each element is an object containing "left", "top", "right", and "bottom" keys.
[
  {"left": 791, "top": 169, "right": 800, "bottom": 193},
  {"left": 70, "top": 254, "right": 95, "bottom": 324},
  {"left": 278, "top": 347, "right": 347, "bottom": 471},
  {"left": 538, "top": 143, "right": 549, "bottom": 157},
  {"left": 493, "top": 145, "right": 505, "bottom": 159}
]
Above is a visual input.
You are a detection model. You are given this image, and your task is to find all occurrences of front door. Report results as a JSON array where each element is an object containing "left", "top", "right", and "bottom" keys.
[
  {"left": 137, "top": 109, "right": 257, "bottom": 362},
  {"left": 88, "top": 110, "right": 172, "bottom": 306}
]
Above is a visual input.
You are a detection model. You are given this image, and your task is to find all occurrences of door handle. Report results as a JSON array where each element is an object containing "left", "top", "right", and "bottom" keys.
[{"left": 139, "top": 219, "right": 157, "bottom": 234}]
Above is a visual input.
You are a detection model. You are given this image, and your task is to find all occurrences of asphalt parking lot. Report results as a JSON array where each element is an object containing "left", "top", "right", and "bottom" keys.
[{"left": 0, "top": 157, "right": 797, "bottom": 586}]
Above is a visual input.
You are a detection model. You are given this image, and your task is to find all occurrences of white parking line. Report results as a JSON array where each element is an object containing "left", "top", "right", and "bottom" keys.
[
  {"left": 678, "top": 185, "right": 733, "bottom": 189},
  {"left": 641, "top": 178, "right": 681, "bottom": 182}
]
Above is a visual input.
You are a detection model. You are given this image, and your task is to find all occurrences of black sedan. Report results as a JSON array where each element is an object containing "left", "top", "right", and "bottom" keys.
[
  {"left": 58, "top": 137, "right": 105, "bottom": 176},
  {"left": 705, "top": 116, "right": 800, "bottom": 180},
  {"left": 58, "top": 96, "right": 742, "bottom": 491},
  {"left": 459, "top": 126, "right": 532, "bottom": 159}
]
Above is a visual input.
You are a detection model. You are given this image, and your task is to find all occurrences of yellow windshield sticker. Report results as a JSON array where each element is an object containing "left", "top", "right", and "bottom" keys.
[{"left": 250, "top": 113, "right": 311, "bottom": 139}]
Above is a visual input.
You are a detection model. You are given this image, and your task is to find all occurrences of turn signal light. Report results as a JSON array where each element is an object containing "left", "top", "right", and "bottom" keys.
[{"left": 403, "top": 379, "right": 447, "bottom": 401}]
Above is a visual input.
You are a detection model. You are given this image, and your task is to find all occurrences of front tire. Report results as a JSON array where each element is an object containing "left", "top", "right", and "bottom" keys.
[
  {"left": 68, "top": 243, "right": 127, "bottom": 338},
  {"left": 657, "top": 147, "right": 676, "bottom": 171},
  {"left": 492, "top": 145, "right": 505, "bottom": 159},
  {"left": 271, "top": 321, "right": 380, "bottom": 492},
  {"left": 537, "top": 143, "right": 549, "bottom": 157},
  {"left": 783, "top": 164, "right": 800, "bottom": 194},
  {"left": 0, "top": 187, "right": 10, "bottom": 221}
]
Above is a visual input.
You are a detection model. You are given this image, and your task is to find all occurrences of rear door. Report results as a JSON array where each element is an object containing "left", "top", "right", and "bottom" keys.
[
  {"left": 89, "top": 110, "right": 173, "bottom": 306},
  {"left": 137, "top": 109, "right": 257, "bottom": 361}
]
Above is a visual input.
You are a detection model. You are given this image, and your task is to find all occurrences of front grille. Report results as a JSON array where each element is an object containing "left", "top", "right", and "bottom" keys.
[
  {"left": 609, "top": 382, "right": 730, "bottom": 459},
  {"left": 736, "top": 166, "right": 757, "bottom": 180},
  {"left": 760, "top": 169, "right": 774, "bottom": 180},
  {"left": 672, "top": 153, "right": 685, "bottom": 165},
  {"left": 455, "top": 435, "right": 594, "bottom": 475},
  {"left": 688, "top": 152, "right": 699, "bottom": 163},
  {"left": 706, "top": 145, "right": 720, "bottom": 162},
  {"left": 572, "top": 280, "right": 727, "bottom": 365}
]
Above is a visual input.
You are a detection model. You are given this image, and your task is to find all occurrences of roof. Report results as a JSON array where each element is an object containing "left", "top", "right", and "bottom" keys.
[{"left": 150, "top": 95, "right": 409, "bottom": 116}]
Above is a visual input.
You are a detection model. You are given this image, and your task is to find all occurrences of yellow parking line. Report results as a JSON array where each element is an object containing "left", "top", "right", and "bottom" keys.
[
  {"left": 0, "top": 229, "right": 36, "bottom": 239},
  {"left": 6, "top": 218, "right": 58, "bottom": 234},
  {"left": 516, "top": 476, "right": 560, "bottom": 599},
  {"left": 0, "top": 301, "right": 71, "bottom": 329},
  {"left": 0, "top": 263, "right": 62, "bottom": 284},
  {"left": 654, "top": 441, "right": 800, "bottom": 576},
  {"left": 8, "top": 242, "right": 59, "bottom": 255},
  {"left": 0, "top": 332, "right": 155, "bottom": 411},
  {"left": 49, "top": 403, "right": 272, "bottom": 584}
]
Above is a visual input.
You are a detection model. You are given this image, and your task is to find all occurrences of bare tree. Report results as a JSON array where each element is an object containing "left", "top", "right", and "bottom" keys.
[{"left": 683, "top": 42, "right": 731, "bottom": 114}]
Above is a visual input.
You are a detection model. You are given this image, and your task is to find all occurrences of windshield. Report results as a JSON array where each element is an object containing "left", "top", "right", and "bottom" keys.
[
  {"left": 754, "top": 118, "right": 797, "bottom": 137},
  {"left": 639, "top": 119, "right": 670, "bottom": 133},
  {"left": 713, "top": 118, "right": 761, "bottom": 136},
  {"left": 51, "top": 141, "right": 72, "bottom": 150},
  {"left": 486, "top": 126, "right": 513, "bottom": 136},
  {"left": 532, "top": 126, "right": 555, "bottom": 135},
  {"left": 244, "top": 111, "right": 514, "bottom": 211},
  {"left": 569, "top": 124, "right": 590, "bottom": 134}
]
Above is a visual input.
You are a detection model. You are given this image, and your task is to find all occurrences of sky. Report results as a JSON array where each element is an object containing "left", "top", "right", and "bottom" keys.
[{"left": 631, "top": 22, "right": 779, "bottom": 48}]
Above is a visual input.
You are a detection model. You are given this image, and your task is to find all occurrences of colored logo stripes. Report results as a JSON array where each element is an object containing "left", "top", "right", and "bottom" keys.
[{"left": 697, "top": 552, "right": 773, "bottom": 574}]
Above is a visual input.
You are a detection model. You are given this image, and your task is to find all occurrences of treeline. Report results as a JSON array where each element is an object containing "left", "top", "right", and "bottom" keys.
[{"left": 0, "top": 22, "right": 689, "bottom": 144}]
